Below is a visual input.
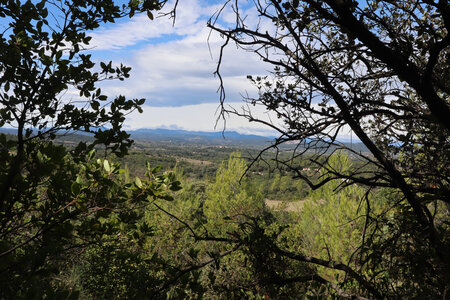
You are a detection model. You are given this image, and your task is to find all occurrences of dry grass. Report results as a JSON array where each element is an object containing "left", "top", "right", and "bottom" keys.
[
  {"left": 175, "top": 157, "right": 213, "bottom": 166},
  {"left": 264, "top": 199, "right": 305, "bottom": 212}
]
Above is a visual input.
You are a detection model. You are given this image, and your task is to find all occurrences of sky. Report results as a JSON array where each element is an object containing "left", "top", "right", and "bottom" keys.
[
  {"left": 86, "top": 0, "right": 283, "bottom": 136},
  {"left": 0, "top": 0, "right": 356, "bottom": 140}
]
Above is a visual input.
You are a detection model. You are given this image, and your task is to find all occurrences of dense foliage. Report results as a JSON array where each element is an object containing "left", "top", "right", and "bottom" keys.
[
  {"left": 0, "top": 0, "right": 167, "bottom": 297},
  {"left": 1, "top": 0, "right": 448, "bottom": 298},
  {"left": 208, "top": 0, "right": 450, "bottom": 298}
]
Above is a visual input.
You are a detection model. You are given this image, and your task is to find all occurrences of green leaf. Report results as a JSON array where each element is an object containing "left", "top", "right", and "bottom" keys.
[
  {"left": 36, "top": 150, "right": 44, "bottom": 164},
  {"left": 162, "top": 194, "right": 174, "bottom": 201},
  {"left": 91, "top": 100, "right": 99, "bottom": 110},
  {"left": 135, "top": 176, "right": 143, "bottom": 188},
  {"left": 169, "top": 182, "right": 182, "bottom": 191},
  {"left": 71, "top": 182, "right": 81, "bottom": 195},
  {"left": 152, "top": 165, "right": 161, "bottom": 173},
  {"left": 88, "top": 149, "right": 96, "bottom": 160},
  {"left": 103, "top": 160, "right": 110, "bottom": 172}
]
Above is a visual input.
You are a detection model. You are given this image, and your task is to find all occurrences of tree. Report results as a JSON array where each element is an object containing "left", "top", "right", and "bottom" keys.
[
  {"left": 0, "top": 0, "right": 178, "bottom": 296},
  {"left": 208, "top": 0, "right": 449, "bottom": 298},
  {"left": 290, "top": 152, "right": 384, "bottom": 293},
  {"left": 155, "top": 154, "right": 313, "bottom": 299}
]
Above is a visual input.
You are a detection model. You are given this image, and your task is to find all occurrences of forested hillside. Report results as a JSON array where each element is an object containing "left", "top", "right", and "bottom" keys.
[{"left": 1, "top": 0, "right": 449, "bottom": 299}]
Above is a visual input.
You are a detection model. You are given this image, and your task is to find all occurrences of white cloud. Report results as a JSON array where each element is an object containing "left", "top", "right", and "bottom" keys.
[
  {"left": 89, "top": 0, "right": 220, "bottom": 50},
  {"left": 97, "top": 23, "right": 270, "bottom": 107},
  {"left": 88, "top": 0, "right": 299, "bottom": 138}
]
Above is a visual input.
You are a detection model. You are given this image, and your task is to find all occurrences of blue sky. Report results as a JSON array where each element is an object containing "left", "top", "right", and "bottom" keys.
[
  {"left": 1, "top": 0, "right": 356, "bottom": 139},
  {"left": 84, "top": 0, "right": 283, "bottom": 136}
]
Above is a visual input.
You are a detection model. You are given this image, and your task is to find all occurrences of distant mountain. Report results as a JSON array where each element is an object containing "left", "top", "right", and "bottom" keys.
[
  {"left": 0, "top": 127, "right": 369, "bottom": 152},
  {"left": 0, "top": 128, "right": 17, "bottom": 135},
  {"left": 128, "top": 129, "right": 369, "bottom": 152},
  {"left": 129, "top": 128, "right": 274, "bottom": 147},
  {"left": 131, "top": 128, "right": 272, "bottom": 138}
]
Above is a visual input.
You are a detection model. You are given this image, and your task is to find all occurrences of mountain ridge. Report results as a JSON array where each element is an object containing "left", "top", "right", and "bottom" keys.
[{"left": 0, "top": 127, "right": 368, "bottom": 151}]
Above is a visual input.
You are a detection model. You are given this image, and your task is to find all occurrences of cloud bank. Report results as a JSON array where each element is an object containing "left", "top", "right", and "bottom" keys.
[{"left": 88, "top": 0, "right": 355, "bottom": 140}]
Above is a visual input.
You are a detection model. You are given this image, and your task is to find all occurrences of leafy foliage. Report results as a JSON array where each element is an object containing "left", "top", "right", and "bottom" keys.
[
  {"left": 209, "top": 0, "right": 450, "bottom": 298},
  {"left": 0, "top": 0, "right": 167, "bottom": 296},
  {"left": 1, "top": 0, "right": 449, "bottom": 298}
]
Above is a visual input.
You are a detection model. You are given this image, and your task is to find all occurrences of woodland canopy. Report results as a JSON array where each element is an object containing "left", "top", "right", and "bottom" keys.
[{"left": 0, "top": 0, "right": 449, "bottom": 298}]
